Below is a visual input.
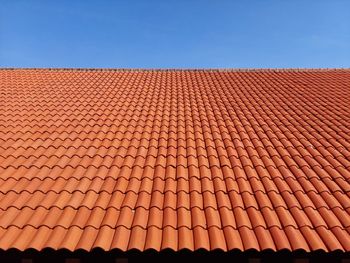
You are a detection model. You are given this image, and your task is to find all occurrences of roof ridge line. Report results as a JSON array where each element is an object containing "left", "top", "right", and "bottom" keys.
[{"left": 1, "top": 68, "right": 350, "bottom": 72}]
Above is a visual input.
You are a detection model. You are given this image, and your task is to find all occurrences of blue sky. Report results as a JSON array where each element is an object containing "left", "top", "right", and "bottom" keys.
[{"left": 1, "top": 0, "right": 349, "bottom": 68}]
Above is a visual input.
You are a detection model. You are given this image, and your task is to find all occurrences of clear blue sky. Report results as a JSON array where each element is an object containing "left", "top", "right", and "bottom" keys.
[{"left": 1, "top": 0, "right": 349, "bottom": 68}]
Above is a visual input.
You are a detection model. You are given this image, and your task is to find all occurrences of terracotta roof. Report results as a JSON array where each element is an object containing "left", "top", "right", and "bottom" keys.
[{"left": 0, "top": 68, "right": 349, "bottom": 252}]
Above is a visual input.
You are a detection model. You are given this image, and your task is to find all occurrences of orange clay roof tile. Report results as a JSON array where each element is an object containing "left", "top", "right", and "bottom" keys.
[{"left": 0, "top": 68, "right": 349, "bottom": 252}]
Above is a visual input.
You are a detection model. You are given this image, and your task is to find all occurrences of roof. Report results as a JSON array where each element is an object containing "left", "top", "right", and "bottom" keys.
[{"left": 0, "top": 68, "right": 349, "bottom": 253}]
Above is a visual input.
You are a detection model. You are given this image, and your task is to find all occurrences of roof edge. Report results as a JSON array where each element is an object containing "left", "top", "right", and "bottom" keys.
[{"left": 1, "top": 68, "right": 350, "bottom": 72}]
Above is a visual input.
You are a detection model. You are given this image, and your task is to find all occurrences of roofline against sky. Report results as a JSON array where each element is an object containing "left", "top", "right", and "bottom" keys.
[{"left": 1, "top": 68, "right": 350, "bottom": 72}]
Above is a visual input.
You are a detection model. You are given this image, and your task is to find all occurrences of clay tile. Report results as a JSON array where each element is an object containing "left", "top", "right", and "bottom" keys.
[
  {"left": 150, "top": 191, "right": 164, "bottom": 209},
  {"left": 248, "top": 177, "right": 265, "bottom": 193},
  {"left": 218, "top": 154, "right": 232, "bottom": 168},
  {"left": 284, "top": 226, "right": 310, "bottom": 251},
  {"left": 60, "top": 226, "right": 85, "bottom": 251},
  {"left": 191, "top": 207, "right": 207, "bottom": 228},
  {"left": 176, "top": 165, "right": 188, "bottom": 180},
  {"left": 315, "top": 227, "right": 343, "bottom": 251},
  {"left": 188, "top": 177, "right": 201, "bottom": 192},
  {"left": 128, "top": 226, "right": 146, "bottom": 251},
  {"left": 238, "top": 227, "right": 260, "bottom": 250},
  {"left": 233, "top": 166, "right": 246, "bottom": 180},
  {"left": 329, "top": 227, "right": 350, "bottom": 251},
  {"left": 254, "top": 226, "right": 277, "bottom": 251},
  {"left": 163, "top": 178, "right": 176, "bottom": 193},
  {"left": 193, "top": 226, "right": 210, "bottom": 250},
  {"left": 110, "top": 226, "right": 130, "bottom": 251},
  {"left": 267, "top": 226, "right": 291, "bottom": 250},
  {"left": 163, "top": 207, "right": 177, "bottom": 228},
  {"left": 126, "top": 178, "right": 142, "bottom": 193},
  {"left": 122, "top": 191, "right": 138, "bottom": 209},
  {"left": 223, "top": 227, "right": 244, "bottom": 251},
  {"left": 203, "top": 192, "right": 218, "bottom": 209},
  {"left": 241, "top": 192, "right": 259, "bottom": 209},
  {"left": 177, "top": 191, "right": 190, "bottom": 210},
  {"left": 205, "top": 207, "right": 222, "bottom": 228},
  {"left": 268, "top": 191, "right": 288, "bottom": 208},
  {"left": 215, "top": 191, "right": 231, "bottom": 209},
  {"left": 190, "top": 191, "right": 204, "bottom": 209},
  {"left": 178, "top": 227, "right": 194, "bottom": 251},
  {"left": 137, "top": 177, "right": 152, "bottom": 194},
  {"left": 44, "top": 226, "right": 68, "bottom": 250},
  {"left": 236, "top": 178, "right": 253, "bottom": 193},
  {"left": 161, "top": 226, "right": 178, "bottom": 250},
  {"left": 165, "top": 166, "right": 176, "bottom": 180},
  {"left": 208, "top": 227, "right": 227, "bottom": 251},
  {"left": 144, "top": 226, "right": 162, "bottom": 250},
  {"left": 177, "top": 208, "right": 192, "bottom": 229},
  {"left": 210, "top": 166, "right": 224, "bottom": 180},
  {"left": 67, "top": 191, "right": 85, "bottom": 208},
  {"left": 244, "top": 166, "right": 260, "bottom": 180}
]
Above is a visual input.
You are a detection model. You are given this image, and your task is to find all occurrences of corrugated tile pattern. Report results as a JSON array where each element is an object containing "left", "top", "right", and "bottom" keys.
[{"left": 0, "top": 69, "right": 349, "bottom": 252}]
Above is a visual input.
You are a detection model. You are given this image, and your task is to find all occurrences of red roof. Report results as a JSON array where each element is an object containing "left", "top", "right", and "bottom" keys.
[{"left": 0, "top": 68, "right": 349, "bottom": 252}]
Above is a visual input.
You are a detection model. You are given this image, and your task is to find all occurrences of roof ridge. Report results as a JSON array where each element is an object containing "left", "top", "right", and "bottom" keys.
[{"left": 1, "top": 67, "right": 350, "bottom": 72}]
